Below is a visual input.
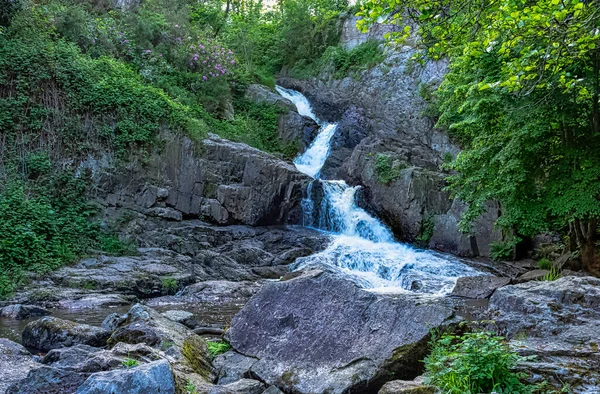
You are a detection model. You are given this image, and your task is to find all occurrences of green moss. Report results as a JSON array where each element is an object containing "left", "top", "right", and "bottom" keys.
[
  {"left": 206, "top": 340, "right": 232, "bottom": 358},
  {"left": 375, "top": 153, "right": 405, "bottom": 184},
  {"left": 182, "top": 335, "right": 213, "bottom": 380}
]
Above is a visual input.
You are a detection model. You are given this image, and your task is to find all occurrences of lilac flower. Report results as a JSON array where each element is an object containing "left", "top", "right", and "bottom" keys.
[
  {"left": 230, "top": 60, "right": 235, "bottom": 64},
  {"left": 202, "top": 76, "right": 207, "bottom": 81},
  {"left": 145, "top": 49, "right": 152, "bottom": 53}
]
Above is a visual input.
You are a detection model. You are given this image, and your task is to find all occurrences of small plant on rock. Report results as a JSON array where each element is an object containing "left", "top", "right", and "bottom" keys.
[
  {"left": 122, "top": 358, "right": 139, "bottom": 368},
  {"left": 207, "top": 340, "right": 232, "bottom": 358},
  {"left": 161, "top": 278, "right": 178, "bottom": 294},
  {"left": 424, "top": 330, "right": 535, "bottom": 394},
  {"left": 542, "top": 267, "right": 562, "bottom": 282}
]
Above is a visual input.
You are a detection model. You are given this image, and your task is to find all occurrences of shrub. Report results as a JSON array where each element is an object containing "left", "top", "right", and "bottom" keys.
[
  {"left": 537, "top": 258, "right": 552, "bottom": 270},
  {"left": 490, "top": 240, "right": 516, "bottom": 261},
  {"left": 424, "top": 331, "right": 534, "bottom": 394},
  {"left": 542, "top": 267, "right": 562, "bottom": 282},
  {"left": 161, "top": 277, "right": 178, "bottom": 294},
  {"left": 416, "top": 216, "right": 434, "bottom": 247},
  {"left": 375, "top": 153, "right": 404, "bottom": 184},
  {"left": 207, "top": 340, "right": 232, "bottom": 358}
]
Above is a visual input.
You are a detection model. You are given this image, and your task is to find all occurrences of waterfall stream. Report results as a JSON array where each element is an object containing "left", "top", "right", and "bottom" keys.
[{"left": 276, "top": 85, "right": 478, "bottom": 294}]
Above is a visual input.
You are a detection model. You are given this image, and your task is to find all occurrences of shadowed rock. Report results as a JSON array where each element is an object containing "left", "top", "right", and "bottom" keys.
[{"left": 22, "top": 317, "right": 111, "bottom": 352}]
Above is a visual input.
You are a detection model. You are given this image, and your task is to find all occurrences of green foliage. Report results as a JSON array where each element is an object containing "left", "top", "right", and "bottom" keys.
[
  {"left": 542, "top": 267, "right": 562, "bottom": 282},
  {"left": 375, "top": 153, "right": 404, "bottom": 184},
  {"left": 185, "top": 380, "right": 198, "bottom": 394},
  {"left": 416, "top": 215, "right": 434, "bottom": 246},
  {"left": 161, "top": 277, "right": 178, "bottom": 294},
  {"left": 490, "top": 240, "right": 515, "bottom": 261},
  {"left": 122, "top": 358, "right": 139, "bottom": 368},
  {"left": 537, "top": 258, "right": 553, "bottom": 270},
  {"left": 207, "top": 340, "right": 232, "bottom": 358},
  {"left": 424, "top": 331, "right": 534, "bottom": 394},
  {"left": 359, "top": 0, "right": 600, "bottom": 272}
]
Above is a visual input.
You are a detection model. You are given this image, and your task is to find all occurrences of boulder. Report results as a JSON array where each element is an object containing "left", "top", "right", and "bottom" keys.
[
  {"left": 451, "top": 275, "right": 510, "bottom": 299},
  {"left": 489, "top": 276, "right": 600, "bottom": 391},
  {"left": 514, "top": 269, "right": 550, "bottom": 283},
  {"left": 75, "top": 359, "right": 175, "bottom": 394},
  {"left": 22, "top": 316, "right": 111, "bottom": 352},
  {"left": 227, "top": 270, "right": 457, "bottom": 394},
  {"left": 208, "top": 379, "right": 266, "bottom": 394},
  {"left": 7, "top": 366, "right": 90, "bottom": 394},
  {"left": 213, "top": 351, "right": 258, "bottom": 384},
  {"left": 0, "top": 304, "right": 50, "bottom": 319},
  {"left": 0, "top": 339, "right": 38, "bottom": 394},
  {"left": 161, "top": 310, "right": 197, "bottom": 328},
  {"left": 378, "top": 377, "right": 435, "bottom": 394}
]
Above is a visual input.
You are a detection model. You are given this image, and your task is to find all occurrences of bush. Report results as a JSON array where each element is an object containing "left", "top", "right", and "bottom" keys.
[
  {"left": 375, "top": 153, "right": 404, "bottom": 184},
  {"left": 537, "top": 258, "right": 552, "bottom": 270},
  {"left": 490, "top": 240, "right": 516, "bottom": 261},
  {"left": 424, "top": 331, "right": 534, "bottom": 394}
]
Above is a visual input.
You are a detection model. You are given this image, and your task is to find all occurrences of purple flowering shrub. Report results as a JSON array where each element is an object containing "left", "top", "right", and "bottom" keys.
[{"left": 185, "top": 36, "right": 236, "bottom": 81}]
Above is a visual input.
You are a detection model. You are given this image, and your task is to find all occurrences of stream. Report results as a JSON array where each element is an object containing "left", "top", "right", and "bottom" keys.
[{"left": 276, "top": 85, "right": 479, "bottom": 294}]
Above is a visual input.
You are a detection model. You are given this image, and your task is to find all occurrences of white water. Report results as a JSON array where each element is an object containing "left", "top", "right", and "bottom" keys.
[{"left": 278, "top": 85, "right": 478, "bottom": 294}]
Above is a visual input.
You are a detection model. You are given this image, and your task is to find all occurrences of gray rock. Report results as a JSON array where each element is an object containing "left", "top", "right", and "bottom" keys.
[
  {"left": 261, "top": 387, "right": 284, "bottom": 394},
  {"left": 108, "top": 304, "right": 214, "bottom": 388},
  {"left": 378, "top": 377, "right": 435, "bottom": 394},
  {"left": 22, "top": 317, "right": 111, "bottom": 352},
  {"left": 489, "top": 276, "right": 600, "bottom": 391},
  {"left": 102, "top": 312, "right": 126, "bottom": 331},
  {"left": 514, "top": 269, "right": 550, "bottom": 283},
  {"left": 75, "top": 359, "right": 175, "bottom": 394},
  {"left": 246, "top": 84, "right": 295, "bottom": 111},
  {"left": 451, "top": 275, "right": 510, "bottom": 299},
  {"left": 0, "top": 304, "right": 50, "bottom": 320},
  {"left": 209, "top": 379, "right": 266, "bottom": 394},
  {"left": 339, "top": 16, "right": 401, "bottom": 50},
  {"left": 227, "top": 270, "right": 457, "bottom": 394},
  {"left": 161, "top": 310, "right": 195, "bottom": 325},
  {"left": 213, "top": 351, "right": 258, "bottom": 384},
  {"left": 6, "top": 366, "right": 90, "bottom": 394},
  {"left": 0, "top": 339, "right": 38, "bottom": 394}
]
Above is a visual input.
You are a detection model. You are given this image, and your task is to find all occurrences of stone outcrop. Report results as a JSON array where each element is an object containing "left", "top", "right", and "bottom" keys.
[
  {"left": 0, "top": 304, "right": 50, "bottom": 320},
  {"left": 488, "top": 276, "right": 600, "bottom": 392},
  {"left": 451, "top": 275, "right": 511, "bottom": 299},
  {"left": 95, "top": 133, "right": 309, "bottom": 227},
  {"left": 22, "top": 317, "right": 111, "bottom": 352},
  {"left": 227, "top": 270, "right": 457, "bottom": 394},
  {"left": 378, "top": 377, "right": 435, "bottom": 394}
]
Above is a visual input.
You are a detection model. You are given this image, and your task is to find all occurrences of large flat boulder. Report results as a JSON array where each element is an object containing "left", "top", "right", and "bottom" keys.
[
  {"left": 489, "top": 276, "right": 600, "bottom": 392},
  {"left": 0, "top": 339, "right": 38, "bottom": 394},
  {"left": 227, "top": 270, "right": 458, "bottom": 394}
]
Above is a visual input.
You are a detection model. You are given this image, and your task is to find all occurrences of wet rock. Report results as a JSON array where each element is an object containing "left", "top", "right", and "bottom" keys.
[
  {"left": 194, "top": 326, "right": 225, "bottom": 336},
  {"left": 451, "top": 275, "right": 510, "bottom": 299},
  {"left": 7, "top": 366, "right": 90, "bottom": 394},
  {"left": 378, "top": 377, "right": 435, "bottom": 394},
  {"left": 213, "top": 351, "right": 258, "bottom": 384},
  {"left": 22, "top": 316, "right": 111, "bottom": 352},
  {"left": 0, "top": 339, "right": 38, "bottom": 394},
  {"left": 227, "top": 270, "right": 457, "bottom": 394},
  {"left": 75, "top": 359, "right": 175, "bottom": 394},
  {"left": 489, "top": 276, "right": 600, "bottom": 391},
  {"left": 262, "top": 387, "right": 284, "bottom": 394},
  {"left": 0, "top": 304, "right": 50, "bottom": 320},
  {"left": 246, "top": 84, "right": 295, "bottom": 111},
  {"left": 58, "top": 294, "right": 131, "bottom": 309}
]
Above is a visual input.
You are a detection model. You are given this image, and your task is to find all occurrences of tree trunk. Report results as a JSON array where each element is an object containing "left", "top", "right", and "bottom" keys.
[{"left": 573, "top": 218, "right": 600, "bottom": 276}]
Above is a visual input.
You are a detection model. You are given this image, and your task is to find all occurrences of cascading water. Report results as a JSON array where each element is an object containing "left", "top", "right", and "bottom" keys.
[{"left": 277, "top": 85, "right": 479, "bottom": 294}]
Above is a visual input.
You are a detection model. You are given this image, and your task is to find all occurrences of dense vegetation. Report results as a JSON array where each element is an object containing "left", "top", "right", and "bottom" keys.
[
  {"left": 360, "top": 0, "right": 600, "bottom": 274},
  {"left": 0, "top": 0, "right": 363, "bottom": 296}
]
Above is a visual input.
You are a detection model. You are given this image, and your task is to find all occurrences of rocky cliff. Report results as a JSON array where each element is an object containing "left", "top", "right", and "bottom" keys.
[{"left": 279, "top": 17, "right": 501, "bottom": 257}]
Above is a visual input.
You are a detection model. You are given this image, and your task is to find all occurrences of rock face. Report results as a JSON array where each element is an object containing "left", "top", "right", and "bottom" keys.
[
  {"left": 22, "top": 317, "right": 111, "bottom": 351},
  {"left": 96, "top": 133, "right": 309, "bottom": 226},
  {"left": 227, "top": 270, "right": 457, "bottom": 394},
  {"left": 489, "top": 276, "right": 600, "bottom": 392},
  {"left": 0, "top": 304, "right": 50, "bottom": 319},
  {"left": 378, "top": 377, "right": 435, "bottom": 394},
  {"left": 339, "top": 15, "right": 402, "bottom": 50},
  {"left": 278, "top": 17, "right": 501, "bottom": 257},
  {"left": 75, "top": 359, "right": 175, "bottom": 394}
]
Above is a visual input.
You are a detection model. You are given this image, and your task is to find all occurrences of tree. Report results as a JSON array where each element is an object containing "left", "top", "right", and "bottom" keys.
[{"left": 358, "top": 0, "right": 600, "bottom": 273}]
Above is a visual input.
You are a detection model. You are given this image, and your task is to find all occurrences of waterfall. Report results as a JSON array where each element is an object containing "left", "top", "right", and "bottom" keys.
[{"left": 277, "top": 85, "right": 478, "bottom": 294}]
